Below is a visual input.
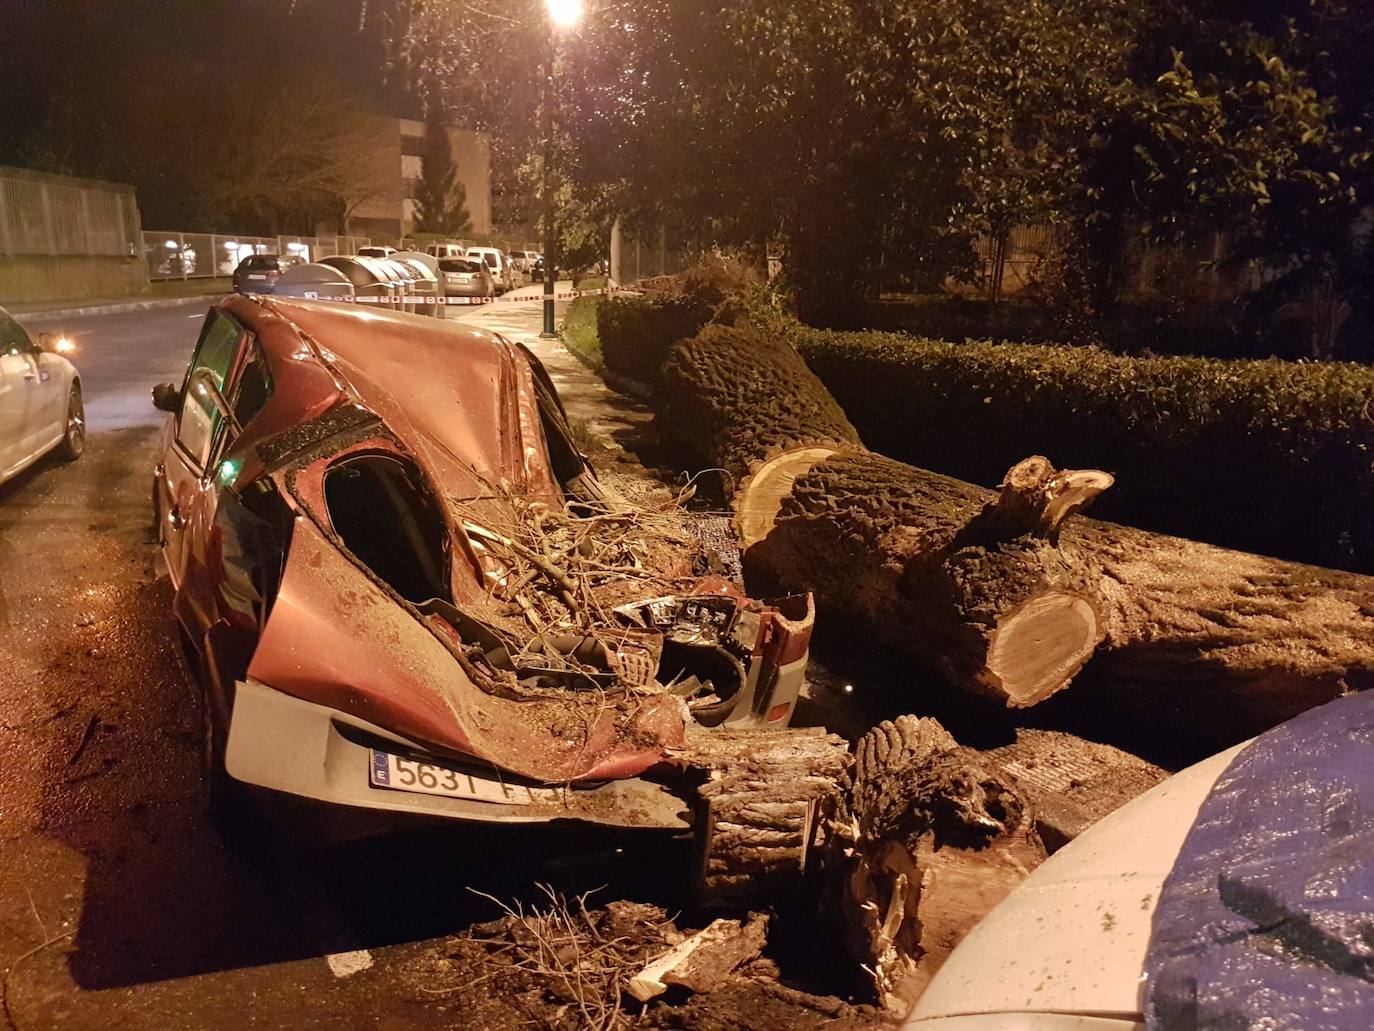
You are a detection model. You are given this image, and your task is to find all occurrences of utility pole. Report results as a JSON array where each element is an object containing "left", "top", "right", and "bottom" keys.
[{"left": 540, "top": 24, "right": 557, "bottom": 338}]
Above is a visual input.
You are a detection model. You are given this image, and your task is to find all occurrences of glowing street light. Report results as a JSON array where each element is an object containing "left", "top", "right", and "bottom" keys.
[{"left": 545, "top": 0, "right": 583, "bottom": 29}]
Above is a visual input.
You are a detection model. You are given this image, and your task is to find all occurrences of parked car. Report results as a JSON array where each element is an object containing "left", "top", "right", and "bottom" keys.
[
  {"left": 508, "top": 250, "right": 532, "bottom": 274},
  {"left": 426, "top": 242, "right": 468, "bottom": 259},
  {"left": 904, "top": 689, "right": 1374, "bottom": 1029},
  {"left": 466, "top": 247, "right": 516, "bottom": 294},
  {"left": 149, "top": 296, "right": 814, "bottom": 840},
  {"left": 231, "top": 254, "right": 302, "bottom": 295},
  {"left": 438, "top": 257, "right": 495, "bottom": 303},
  {"left": 356, "top": 245, "right": 397, "bottom": 259},
  {"left": 0, "top": 307, "right": 84, "bottom": 486}
]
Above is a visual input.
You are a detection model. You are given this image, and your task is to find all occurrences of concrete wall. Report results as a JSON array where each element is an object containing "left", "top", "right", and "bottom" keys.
[{"left": 0, "top": 255, "right": 147, "bottom": 304}]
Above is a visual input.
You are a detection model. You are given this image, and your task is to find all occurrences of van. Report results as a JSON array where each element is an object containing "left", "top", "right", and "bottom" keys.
[
  {"left": 466, "top": 247, "right": 515, "bottom": 294},
  {"left": 427, "top": 242, "right": 467, "bottom": 259}
]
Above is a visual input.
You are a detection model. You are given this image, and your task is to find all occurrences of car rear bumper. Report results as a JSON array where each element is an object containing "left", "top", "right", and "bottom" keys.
[{"left": 224, "top": 679, "right": 693, "bottom": 831}]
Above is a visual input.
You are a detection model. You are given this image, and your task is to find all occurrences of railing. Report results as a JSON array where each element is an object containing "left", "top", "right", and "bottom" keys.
[
  {"left": 143, "top": 232, "right": 375, "bottom": 280},
  {"left": 0, "top": 166, "right": 142, "bottom": 258}
]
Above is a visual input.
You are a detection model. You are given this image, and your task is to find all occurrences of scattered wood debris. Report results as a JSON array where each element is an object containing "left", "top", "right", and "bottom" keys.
[
  {"left": 627, "top": 913, "right": 768, "bottom": 1001},
  {"left": 407, "top": 888, "right": 883, "bottom": 1031}
]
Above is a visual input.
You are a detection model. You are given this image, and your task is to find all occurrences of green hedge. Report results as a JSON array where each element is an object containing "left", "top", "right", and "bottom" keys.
[
  {"left": 597, "top": 294, "right": 712, "bottom": 390},
  {"left": 795, "top": 327, "right": 1374, "bottom": 573}
]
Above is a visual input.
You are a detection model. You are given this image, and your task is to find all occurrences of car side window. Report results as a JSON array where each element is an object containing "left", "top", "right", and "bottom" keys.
[
  {"left": 177, "top": 311, "right": 244, "bottom": 469},
  {"left": 0, "top": 313, "right": 34, "bottom": 357},
  {"left": 232, "top": 340, "right": 273, "bottom": 427}
]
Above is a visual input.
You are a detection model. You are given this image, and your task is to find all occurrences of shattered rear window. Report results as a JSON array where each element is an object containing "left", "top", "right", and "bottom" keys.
[{"left": 324, "top": 453, "right": 450, "bottom": 604}]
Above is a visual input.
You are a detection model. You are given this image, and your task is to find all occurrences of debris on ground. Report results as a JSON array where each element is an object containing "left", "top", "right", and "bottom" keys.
[{"left": 405, "top": 888, "right": 885, "bottom": 1031}]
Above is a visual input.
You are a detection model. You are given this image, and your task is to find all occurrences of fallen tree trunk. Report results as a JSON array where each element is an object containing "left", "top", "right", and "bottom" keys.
[
  {"left": 829, "top": 715, "right": 1046, "bottom": 1011},
  {"left": 660, "top": 325, "right": 1374, "bottom": 722}
]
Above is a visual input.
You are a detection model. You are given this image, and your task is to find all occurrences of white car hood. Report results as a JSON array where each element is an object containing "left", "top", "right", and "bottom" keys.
[{"left": 909, "top": 744, "right": 1245, "bottom": 1024}]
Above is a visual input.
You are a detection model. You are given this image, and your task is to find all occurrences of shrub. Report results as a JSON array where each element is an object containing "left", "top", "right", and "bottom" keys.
[
  {"left": 794, "top": 327, "right": 1374, "bottom": 573},
  {"left": 597, "top": 293, "right": 711, "bottom": 389}
]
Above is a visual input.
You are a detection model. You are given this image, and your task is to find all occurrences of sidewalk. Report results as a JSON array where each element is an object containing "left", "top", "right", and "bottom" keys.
[
  {"left": 9, "top": 279, "right": 229, "bottom": 321},
  {"left": 448, "top": 282, "right": 652, "bottom": 449}
]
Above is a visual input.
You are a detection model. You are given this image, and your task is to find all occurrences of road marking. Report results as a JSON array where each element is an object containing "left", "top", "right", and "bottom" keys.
[
  {"left": 325, "top": 948, "right": 375, "bottom": 978},
  {"left": 187, "top": 314, "right": 203, "bottom": 319}
]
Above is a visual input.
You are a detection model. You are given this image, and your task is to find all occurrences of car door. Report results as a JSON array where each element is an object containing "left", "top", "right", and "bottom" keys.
[
  {"left": 24, "top": 328, "right": 66, "bottom": 447},
  {"left": 158, "top": 309, "right": 246, "bottom": 585},
  {"left": 172, "top": 334, "right": 275, "bottom": 645},
  {"left": 0, "top": 330, "right": 31, "bottom": 478}
]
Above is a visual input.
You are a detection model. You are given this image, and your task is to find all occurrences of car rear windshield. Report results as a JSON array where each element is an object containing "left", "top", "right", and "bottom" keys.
[
  {"left": 242, "top": 255, "right": 281, "bottom": 270},
  {"left": 439, "top": 259, "right": 483, "bottom": 273}
]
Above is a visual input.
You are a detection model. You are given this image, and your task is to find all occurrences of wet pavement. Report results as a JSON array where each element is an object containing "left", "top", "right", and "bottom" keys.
[{"left": 0, "top": 296, "right": 695, "bottom": 1029}]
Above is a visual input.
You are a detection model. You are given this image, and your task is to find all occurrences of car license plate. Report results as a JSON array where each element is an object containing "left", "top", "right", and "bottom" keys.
[
  {"left": 368, "top": 749, "right": 563, "bottom": 805},
  {"left": 248, "top": 273, "right": 268, "bottom": 280}
]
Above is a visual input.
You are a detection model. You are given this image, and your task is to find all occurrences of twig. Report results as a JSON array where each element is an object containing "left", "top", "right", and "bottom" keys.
[
  {"left": 2, "top": 931, "right": 73, "bottom": 1031},
  {"left": 66, "top": 715, "right": 99, "bottom": 766},
  {"left": 22, "top": 895, "right": 44, "bottom": 943}
]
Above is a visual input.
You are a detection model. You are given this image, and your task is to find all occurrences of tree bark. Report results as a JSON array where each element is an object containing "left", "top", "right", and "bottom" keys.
[
  {"left": 684, "top": 723, "right": 852, "bottom": 907},
  {"left": 661, "top": 324, "right": 1374, "bottom": 721}
]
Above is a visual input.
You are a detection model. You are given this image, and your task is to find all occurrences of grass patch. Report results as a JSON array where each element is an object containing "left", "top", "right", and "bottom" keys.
[
  {"left": 149, "top": 277, "right": 233, "bottom": 297},
  {"left": 560, "top": 295, "right": 603, "bottom": 370}
]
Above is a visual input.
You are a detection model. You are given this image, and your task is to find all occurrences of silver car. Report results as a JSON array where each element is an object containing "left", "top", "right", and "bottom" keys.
[{"left": 438, "top": 257, "right": 496, "bottom": 303}]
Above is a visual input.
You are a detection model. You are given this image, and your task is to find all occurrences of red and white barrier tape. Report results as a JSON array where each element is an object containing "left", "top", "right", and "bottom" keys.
[{"left": 297, "top": 286, "right": 635, "bottom": 305}]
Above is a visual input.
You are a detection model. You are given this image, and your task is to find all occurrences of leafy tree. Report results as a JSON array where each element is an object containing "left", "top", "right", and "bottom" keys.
[
  {"left": 388, "top": 0, "right": 1374, "bottom": 348},
  {"left": 413, "top": 101, "right": 473, "bottom": 235}
]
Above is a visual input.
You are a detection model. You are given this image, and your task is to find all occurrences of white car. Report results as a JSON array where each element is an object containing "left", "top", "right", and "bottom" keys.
[
  {"left": 357, "top": 245, "right": 397, "bottom": 259},
  {"left": 0, "top": 307, "right": 84, "bottom": 486},
  {"left": 904, "top": 690, "right": 1374, "bottom": 1029},
  {"left": 465, "top": 247, "right": 515, "bottom": 294}
]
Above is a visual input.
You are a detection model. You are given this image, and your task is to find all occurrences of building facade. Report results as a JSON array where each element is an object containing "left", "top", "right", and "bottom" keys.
[{"left": 345, "top": 116, "right": 492, "bottom": 243}]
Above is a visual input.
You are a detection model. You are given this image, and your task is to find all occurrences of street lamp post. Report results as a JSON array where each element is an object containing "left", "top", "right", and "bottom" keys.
[{"left": 540, "top": 0, "right": 583, "bottom": 339}]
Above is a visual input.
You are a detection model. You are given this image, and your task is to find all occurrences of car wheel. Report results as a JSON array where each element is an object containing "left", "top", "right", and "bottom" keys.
[{"left": 55, "top": 384, "right": 85, "bottom": 461}]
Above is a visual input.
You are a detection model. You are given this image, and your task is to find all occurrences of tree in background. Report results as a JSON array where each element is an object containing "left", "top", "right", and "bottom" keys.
[
  {"left": 412, "top": 100, "right": 473, "bottom": 235},
  {"left": 382, "top": 0, "right": 1374, "bottom": 350}
]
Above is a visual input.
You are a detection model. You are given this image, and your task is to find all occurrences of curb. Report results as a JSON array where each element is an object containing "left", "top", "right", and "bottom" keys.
[{"left": 13, "top": 294, "right": 221, "bottom": 322}]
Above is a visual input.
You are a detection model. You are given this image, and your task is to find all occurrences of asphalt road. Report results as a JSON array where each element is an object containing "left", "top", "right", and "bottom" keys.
[{"left": 0, "top": 298, "right": 689, "bottom": 1029}]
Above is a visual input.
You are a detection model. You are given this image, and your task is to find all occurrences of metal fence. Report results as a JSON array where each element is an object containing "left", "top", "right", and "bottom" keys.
[
  {"left": 0, "top": 166, "right": 142, "bottom": 258},
  {"left": 144, "top": 231, "right": 376, "bottom": 280}
]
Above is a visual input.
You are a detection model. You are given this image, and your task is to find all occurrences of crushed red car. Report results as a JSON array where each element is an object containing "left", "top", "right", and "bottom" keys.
[{"left": 151, "top": 295, "right": 814, "bottom": 833}]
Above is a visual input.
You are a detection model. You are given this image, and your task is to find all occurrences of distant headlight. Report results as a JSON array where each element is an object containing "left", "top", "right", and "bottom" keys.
[{"left": 55, "top": 337, "right": 76, "bottom": 354}]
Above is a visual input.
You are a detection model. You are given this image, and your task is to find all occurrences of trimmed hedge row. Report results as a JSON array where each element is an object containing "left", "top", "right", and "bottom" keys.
[
  {"left": 794, "top": 328, "right": 1374, "bottom": 573},
  {"left": 597, "top": 294, "right": 712, "bottom": 390}
]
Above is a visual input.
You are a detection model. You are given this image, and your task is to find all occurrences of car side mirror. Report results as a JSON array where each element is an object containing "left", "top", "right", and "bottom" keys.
[
  {"left": 151, "top": 382, "right": 180, "bottom": 412},
  {"left": 187, "top": 368, "right": 242, "bottom": 432}
]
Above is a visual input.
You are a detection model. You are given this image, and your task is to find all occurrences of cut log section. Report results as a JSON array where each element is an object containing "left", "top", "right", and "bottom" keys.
[
  {"left": 659, "top": 323, "right": 1374, "bottom": 721},
  {"left": 680, "top": 723, "right": 852, "bottom": 907}
]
